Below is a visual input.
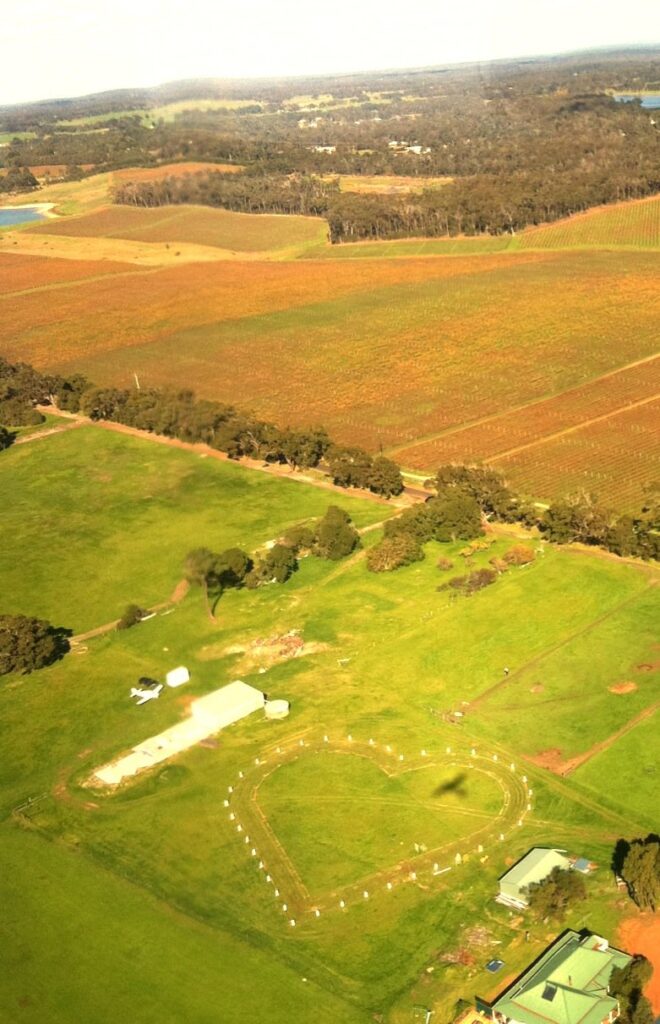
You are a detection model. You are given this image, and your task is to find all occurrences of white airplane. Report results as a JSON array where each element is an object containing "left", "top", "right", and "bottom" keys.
[{"left": 130, "top": 684, "right": 163, "bottom": 705}]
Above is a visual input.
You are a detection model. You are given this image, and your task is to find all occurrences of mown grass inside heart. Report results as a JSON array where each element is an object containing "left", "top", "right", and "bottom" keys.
[{"left": 256, "top": 751, "right": 504, "bottom": 896}]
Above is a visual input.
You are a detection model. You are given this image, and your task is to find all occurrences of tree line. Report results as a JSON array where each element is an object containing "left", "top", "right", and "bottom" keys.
[
  {"left": 111, "top": 158, "right": 660, "bottom": 242},
  {"left": 1, "top": 356, "right": 658, "bottom": 569}
]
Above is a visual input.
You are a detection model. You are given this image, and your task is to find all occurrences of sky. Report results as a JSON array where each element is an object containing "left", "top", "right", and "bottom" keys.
[{"left": 2, "top": 0, "right": 659, "bottom": 106}]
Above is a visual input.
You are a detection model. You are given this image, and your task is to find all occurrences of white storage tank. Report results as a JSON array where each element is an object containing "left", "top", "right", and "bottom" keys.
[{"left": 265, "top": 699, "right": 290, "bottom": 721}]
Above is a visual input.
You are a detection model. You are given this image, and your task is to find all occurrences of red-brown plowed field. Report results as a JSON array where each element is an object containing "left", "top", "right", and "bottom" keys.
[
  {"left": 0, "top": 252, "right": 137, "bottom": 294},
  {"left": 111, "top": 162, "right": 243, "bottom": 183},
  {"left": 394, "top": 355, "right": 660, "bottom": 467},
  {"left": 496, "top": 397, "right": 660, "bottom": 510}
]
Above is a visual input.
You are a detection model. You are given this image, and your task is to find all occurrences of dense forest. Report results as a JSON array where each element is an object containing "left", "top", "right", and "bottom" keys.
[{"left": 1, "top": 49, "right": 659, "bottom": 238}]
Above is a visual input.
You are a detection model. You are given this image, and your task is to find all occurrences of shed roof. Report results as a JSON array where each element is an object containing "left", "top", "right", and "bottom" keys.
[
  {"left": 500, "top": 848, "right": 570, "bottom": 892},
  {"left": 191, "top": 680, "right": 264, "bottom": 720},
  {"left": 491, "top": 931, "right": 631, "bottom": 1024}
]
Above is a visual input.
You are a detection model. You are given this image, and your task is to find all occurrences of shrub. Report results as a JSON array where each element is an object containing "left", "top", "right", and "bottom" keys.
[
  {"left": 116, "top": 604, "right": 147, "bottom": 630},
  {"left": 489, "top": 556, "right": 509, "bottom": 573},
  {"left": 503, "top": 544, "right": 536, "bottom": 565},
  {"left": 280, "top": 524, "right": 315, "bottom": 553},
  {"left": 439, "top": 568, "right": 498, "bottom": 596},
  {"left": 246, "top": 544, "right": 298, "bottom": 587},
  {"left": 0, "top": 614, "right": 70, "bottom": 675},
  {"left": 0, "top": 400, "right": 45, "bottom": 427},
  {"left": 436, "top": 556, "right": 454, "bottom": 571},
  {"left": 313, "top": 506, "right": 360, "bottom": 560},
  {"left": 367, "top": 533, "right": 423, "bottom": 572},
  {"left": 366, "top": 456, "right": 404, "bottom": 498}
]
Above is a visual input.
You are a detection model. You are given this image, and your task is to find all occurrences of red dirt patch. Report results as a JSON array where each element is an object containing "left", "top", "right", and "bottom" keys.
[
  {"left": 636, "top": 662, "right": 660, "bottom": 672},
  {"left": 609, "top": 682, "right": 638, "bottom": 694},
  {"left": 618, "top": 914, "right": 660, "bottom": 1014},
  {"left": 528, "top": 748, "right": 564, "bottom": 770}
]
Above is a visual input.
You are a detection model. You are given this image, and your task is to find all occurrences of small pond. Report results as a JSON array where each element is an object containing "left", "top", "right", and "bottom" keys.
[
  {"left": 0, "top": 206, "right": 46, "bottom": 228},
  {"left": 614, "top": 94, "right": 660, "bottom": 109}
]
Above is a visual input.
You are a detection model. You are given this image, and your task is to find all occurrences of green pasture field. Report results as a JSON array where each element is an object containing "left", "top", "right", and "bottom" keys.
[
  {"left": 572, "top": 714, "right": 660, "bottom": 829},
  {"left": 0, "top": 131, "right": 36, "bottom": 145},
  {"left": 6, "top": 171, "right": 116, "bottom": 216},
  {"left": 0, "top": 426, "right": 387, "bottom": 632},
  {"left": 1, "top": 424, "right": 659, "bottom": 1021},
  {"left": 0, "top": 827, "right": 361, "bottom": 1024},
  {"left": 308, "top": 235, "right": 513, "bottom": 257},
  {"left": 468, "top": 579, "right": 660, "bottom": 758},
  {"left": 50, "top": 100, "right": 259, "bottom": 130},
  {"left": 257, "top": 751, "right": 505, "bottom": 895},
  {"left": 31, "top": 203, "right": 328, "bottom": 254}
]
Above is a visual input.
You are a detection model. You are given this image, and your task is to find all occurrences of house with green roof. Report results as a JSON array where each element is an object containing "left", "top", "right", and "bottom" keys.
[
  {"left": 497, "top": 848, "right": 571, "bottom": 909},
  {"left": 485, "top": 930, "right": 631, "bottom": 1024}
]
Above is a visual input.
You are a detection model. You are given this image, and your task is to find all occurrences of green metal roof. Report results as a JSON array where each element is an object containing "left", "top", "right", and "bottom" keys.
[
  {"left": 491, "top": 931, "right": 631, "bottom": 1024},
  {"left": 500, "top": 849, "right": 570, "bottom": 895}
]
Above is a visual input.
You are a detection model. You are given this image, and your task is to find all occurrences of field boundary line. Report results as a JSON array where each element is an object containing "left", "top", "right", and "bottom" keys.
[
  {"left": 14, "top": 420, "right": 85, "bottom": 445},
  {"left": 553, "top": 701, "right": 660, "bottom": 777},
  {"left": 490, "top": 393, "right": 660, "bottom": 463},
  {"left": 469, "top": 581, "right": 657, "bottom": 709},
  {"left": 0, "top": 264, "right": 163, "bottom": 299},
  {"left": 385, "top": 352, "right": 660, "bottom": 458}
]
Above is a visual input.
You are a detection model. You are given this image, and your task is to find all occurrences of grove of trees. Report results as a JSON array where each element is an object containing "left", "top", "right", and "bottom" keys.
[{"left": 0, "top": 615, "right": 71, "bottom": 675}]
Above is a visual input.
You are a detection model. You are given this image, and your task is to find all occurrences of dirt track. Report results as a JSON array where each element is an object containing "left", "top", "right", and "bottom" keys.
[{"left": 528, "top": 700, "right": 660, "bottom": 777}]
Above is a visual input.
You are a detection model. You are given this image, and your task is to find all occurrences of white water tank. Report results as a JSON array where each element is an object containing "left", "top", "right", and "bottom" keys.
[{"left": 265, "top": 699, "right": 290, "bottom": 721}]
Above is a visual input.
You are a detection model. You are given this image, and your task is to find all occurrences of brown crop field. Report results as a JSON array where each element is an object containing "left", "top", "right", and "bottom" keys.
[
  {"left": 393, "top": 355, "right": 660, "bottom": 467},
  {"left": 0, "top": 249, "right": 525, "bottom": 366},
  {"left": 496, "top": 397, "right": 660, "bottom": 511},
  {"left": 518, "top": 195, "right": 660, "bottom": 250},
  {"left": 30, "top": 204, "right": 328, "bottom": 253},
  {"left": 332, "top": 174, "right": 453, "bottom": 194},
  {"left": 111, "top": 162, "right": 244, "bottom": 183},
  {"left": 0, "top": 251, "right": 137, "bottom": 293},
  {"left": 1, "top": 183, "right": 658, "bottom": 513}
]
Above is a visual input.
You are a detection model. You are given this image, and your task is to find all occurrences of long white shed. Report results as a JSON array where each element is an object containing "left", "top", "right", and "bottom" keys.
[{"left": 93, "top": 681, "right": 266, "bottom": 786}]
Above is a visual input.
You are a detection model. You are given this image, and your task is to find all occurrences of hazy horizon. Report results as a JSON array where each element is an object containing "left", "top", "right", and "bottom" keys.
[{"left": 4, "top": 0, "right": 659, "bottom": 107}]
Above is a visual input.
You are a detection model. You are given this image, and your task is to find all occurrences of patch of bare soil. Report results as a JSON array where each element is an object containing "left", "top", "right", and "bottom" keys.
[
  {"left": 170, "top": 578, "right": 190, "bottom": 603},
  {"left": 530, "top": 683, "right": 545, "bottom": 693},
  {"left": 528, "top": 748, "right": 564, "bottom": 771},
  {"left": 618, "top": 914, "right": 660, "bottom": 1014},
  {"left": 636, "top": 662, "right": 660, "bottom": 672},
  {"left": 212, "top": 629, "right": 328, "bottom": 673},
  {"left": 609, "top": 681, "right": 638, "bottom": 694}
]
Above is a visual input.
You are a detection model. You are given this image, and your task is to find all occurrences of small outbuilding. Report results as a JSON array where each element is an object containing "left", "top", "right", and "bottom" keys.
[
  {"left": 497, "top": 848, "right": 570, "bottom": 908},
  {"left": 93, "top": 680, "right": 268, "bottom": 786},
  {"left": 166, "top": 666, "right": 190, "bottom": 688},
  {"left": 265, "top": 699, "right": 290, "bottom": 721},
  {"left": 190, "top": 681, "right": 265, "bottom": 732}
]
